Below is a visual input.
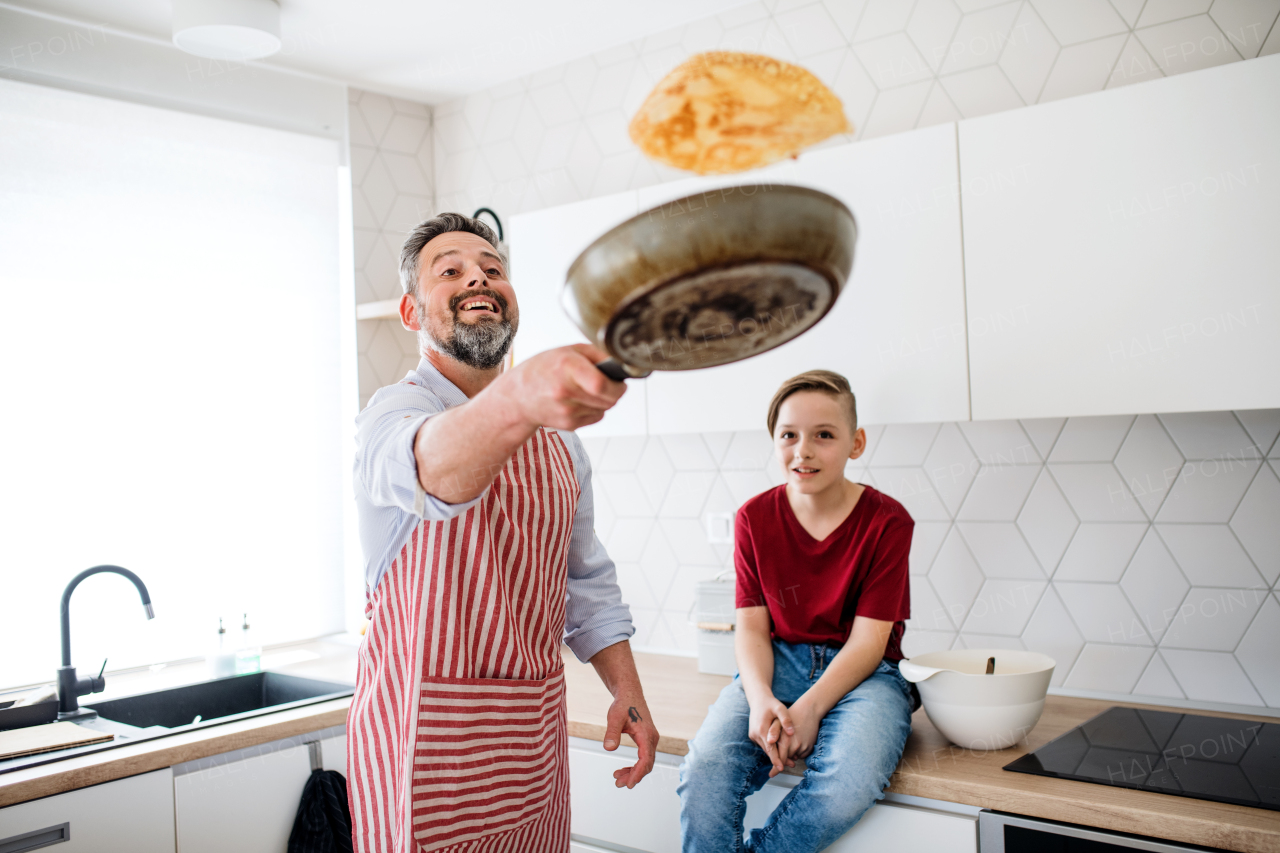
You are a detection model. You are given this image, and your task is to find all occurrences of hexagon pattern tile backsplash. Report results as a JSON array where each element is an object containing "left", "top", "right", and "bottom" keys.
[
  {"left": 351, "top": 88, "right": 434, "bottom": 409},
  {"left": 429, "top": 0, "right": 1280, "bottom": 220},
  {"left": 347, "top": 2, "right": 1280, "bottom": 709},
  {"left": 578, "top": 412, "right": 1280, "bottom": 709}
]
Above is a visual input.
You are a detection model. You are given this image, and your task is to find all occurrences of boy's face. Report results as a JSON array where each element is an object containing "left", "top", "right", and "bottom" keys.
[{"left": 772, "top": 391, "right": 866, "bottom": 495}]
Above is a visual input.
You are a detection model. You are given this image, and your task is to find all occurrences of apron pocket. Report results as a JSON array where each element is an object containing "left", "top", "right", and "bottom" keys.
[{"left": 409, "top": 667, "right": 565, "bottom": 852}]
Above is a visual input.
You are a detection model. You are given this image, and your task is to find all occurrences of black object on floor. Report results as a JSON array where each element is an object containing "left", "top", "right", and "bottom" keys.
[
  {"left": 288, "top": 767, "right": 354, "bottom": 853},
  {"left": 1005, "top": 706, "right": 1278, "bottom": 811}
]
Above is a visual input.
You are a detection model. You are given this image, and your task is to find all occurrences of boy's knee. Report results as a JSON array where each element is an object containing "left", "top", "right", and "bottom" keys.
[
  {"left": 807, "top": 768, "right": 888, "bottom": 824},
  {"left": 682, "top": 737, "right": 728, "bottom": 776}
]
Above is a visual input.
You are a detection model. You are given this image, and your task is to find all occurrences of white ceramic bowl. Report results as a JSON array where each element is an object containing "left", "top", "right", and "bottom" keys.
[{"left": 899, "top": 649, "right": 1055, "bottom": 751}]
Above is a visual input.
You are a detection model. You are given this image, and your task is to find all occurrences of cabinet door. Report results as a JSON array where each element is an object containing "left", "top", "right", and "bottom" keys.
[
  {"left": 0, "top": 769, "right": 175, "bottom": 853},
  {"left": 642, "top": 123, "right": 970, "bottom": 433},
  {"left": 508, "top": 191, "right": 647, "bottom": 437},
  {"left": 567, "top": 739, "right": 682, "bottom": 852},
  {"left": 744, "top": 784, "right": 977, "bottom": 852},
  {"left": 960, "top": 54, "right": 1280, "bottom": 420},
  {"left": 173, "top": 740, "right": 311, "bottom": 853}
]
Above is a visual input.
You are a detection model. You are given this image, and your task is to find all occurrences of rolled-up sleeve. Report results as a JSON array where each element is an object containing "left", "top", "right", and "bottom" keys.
[
  {"left": 355, "top": 383, "right": 484, "bottom": 521},
  {"left": 559, "top": 432, "right": 634, "bottom": 662}
]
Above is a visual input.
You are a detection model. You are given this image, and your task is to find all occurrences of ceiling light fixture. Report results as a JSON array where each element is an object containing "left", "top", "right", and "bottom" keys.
[{"left": 172, "top": 0, "right": 281, "bottom": 61}]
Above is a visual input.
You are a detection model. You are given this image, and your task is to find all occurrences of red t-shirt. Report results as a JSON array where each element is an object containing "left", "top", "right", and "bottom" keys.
[{"left": 735, "top": 485, "right": 913, "bottom": 660}]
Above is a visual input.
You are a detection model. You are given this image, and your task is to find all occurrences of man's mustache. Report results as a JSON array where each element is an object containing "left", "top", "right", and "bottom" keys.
[{"left": 448, "top": 288, "right": 510, "bottom": 317}]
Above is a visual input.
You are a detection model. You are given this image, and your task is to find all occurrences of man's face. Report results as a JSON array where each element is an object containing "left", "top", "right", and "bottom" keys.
[{"left": 402, "top": 231, "right": 519, "bottom": 369}]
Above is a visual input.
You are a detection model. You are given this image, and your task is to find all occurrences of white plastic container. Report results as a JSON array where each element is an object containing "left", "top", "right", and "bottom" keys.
[
  {"left": 697, "top": 630, "right": 737, "bottom": 677},
  {"left": 695, "top": 580, "right": 737, "bottom": 676},
  {"left": 898, "top": 649, "right": 1055, "bottom": 750}
]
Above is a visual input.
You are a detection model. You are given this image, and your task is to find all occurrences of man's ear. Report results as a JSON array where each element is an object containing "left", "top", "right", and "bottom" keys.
[
  {"left": 399, "top": 292, "right": 421, "bottom": 332},
  {"left": 848, "top": 427, "right": 867, "bottom": 461}
]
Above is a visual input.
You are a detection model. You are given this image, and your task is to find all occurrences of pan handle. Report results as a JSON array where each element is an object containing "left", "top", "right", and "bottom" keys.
[{"left": 595, "top": 359, "right": 651, "bottom": 382}]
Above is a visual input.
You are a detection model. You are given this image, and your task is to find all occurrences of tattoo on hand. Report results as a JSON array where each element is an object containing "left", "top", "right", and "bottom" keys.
[{"left": 628, "top": 706, "right": 642, "bottom": 723}]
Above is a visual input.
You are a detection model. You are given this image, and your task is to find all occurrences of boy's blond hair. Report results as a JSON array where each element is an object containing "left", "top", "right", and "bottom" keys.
[{"left": 766, "top": 370, "right": 858, "bottom": 436}]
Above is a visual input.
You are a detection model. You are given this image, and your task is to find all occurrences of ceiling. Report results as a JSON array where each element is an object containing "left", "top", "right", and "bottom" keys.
[{"left": 12, "top": 0, "right": 758, "bottom": 103}]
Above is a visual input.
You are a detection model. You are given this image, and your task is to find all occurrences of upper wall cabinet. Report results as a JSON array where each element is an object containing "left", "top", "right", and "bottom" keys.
[
  {"left": 960, "top": 54, "right": 1280, "bottom": 421},
  {"left": 509, "top": 191, "right": 646, "bottom": 437},
  {"left": 640, "top": 123, "right": 969, "bottom": 433}
]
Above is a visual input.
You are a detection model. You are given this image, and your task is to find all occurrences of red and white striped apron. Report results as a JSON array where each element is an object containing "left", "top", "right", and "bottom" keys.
[{"left": 348, "top": 427, "right": 579, "bottom": 853}]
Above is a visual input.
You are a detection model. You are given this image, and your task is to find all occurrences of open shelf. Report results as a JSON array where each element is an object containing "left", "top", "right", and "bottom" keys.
[{"left": 355, "top": 299, "right": 399, "bottom": 320}]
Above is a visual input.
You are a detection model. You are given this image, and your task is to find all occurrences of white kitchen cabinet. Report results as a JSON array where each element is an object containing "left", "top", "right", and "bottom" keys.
[
  {"left": 508, "top": 190, "right": 648, "bottom": 437},
  {"left": 172, "top": 733, "right": 343, "bottom": 853},
  {"left": 639, "top": 123, "right": 970, "bottom": 433},
  {"left": 569, "top": 841, "right": 619, "bottom": 853},
  {"left": 960, "top": 53, "right": 1280, "bottom": 421},
  {"left": 743, "top": 779, "right": 977, "bottom": 853},
  {"left": 567, "top": 737, "right": 977, "bottom": 853},
  {"left": 0, "top": 768, "right": 175, "bottom": 853},
  {"left": 569, "top": 738, "right": 683, "bottom": 852}
]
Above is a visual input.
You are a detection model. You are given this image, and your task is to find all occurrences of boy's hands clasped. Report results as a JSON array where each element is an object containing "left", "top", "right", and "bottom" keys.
[
  {"left": 753, "top": 693, "right": 824, "bottom": 777},
  {"left": 748, "top": 694, "right": 794, "bottom": 776}
]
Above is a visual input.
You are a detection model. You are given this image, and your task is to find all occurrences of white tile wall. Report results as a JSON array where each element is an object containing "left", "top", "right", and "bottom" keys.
[
  {"left": 578, "top": 412, "right": 1280, "bottom": 710},
  {"left": 346, "top": 4, "right": 1280, "bottom": 709},
  {"left": 349, "top": 89, "right": 435, "bottom": 408},
  {"left": 429, "top": 0, "right": 1280, "bottom": 218}
]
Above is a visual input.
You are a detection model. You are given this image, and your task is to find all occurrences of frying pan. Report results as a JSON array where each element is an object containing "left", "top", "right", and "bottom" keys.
[{"left": 562, "top": 184, "right": 857, "bottom": 381}]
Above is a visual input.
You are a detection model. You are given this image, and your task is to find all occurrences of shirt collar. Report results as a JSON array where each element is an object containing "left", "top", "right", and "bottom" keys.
[{"left": 413, "top": 356, "right": 470, "bottom": 409}]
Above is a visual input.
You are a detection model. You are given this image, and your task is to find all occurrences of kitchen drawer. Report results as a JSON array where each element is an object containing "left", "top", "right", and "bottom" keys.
[{"left": 0, "top": 768, "right": 175, "bottom": 853}]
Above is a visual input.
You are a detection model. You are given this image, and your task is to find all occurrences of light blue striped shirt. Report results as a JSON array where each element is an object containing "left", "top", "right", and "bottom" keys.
[{"left": 354, "top": 357, "right": 634, "bottom": 663}]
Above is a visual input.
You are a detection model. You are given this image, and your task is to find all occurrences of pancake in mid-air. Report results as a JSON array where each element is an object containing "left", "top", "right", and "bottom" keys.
[{"left": 629, "top": 51, "right": 852, "bottom": 175}]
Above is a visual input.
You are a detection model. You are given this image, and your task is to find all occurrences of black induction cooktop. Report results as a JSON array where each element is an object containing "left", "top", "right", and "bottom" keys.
[{"left": 1005, "top": 706, "right": 1279, "bottom": 811}]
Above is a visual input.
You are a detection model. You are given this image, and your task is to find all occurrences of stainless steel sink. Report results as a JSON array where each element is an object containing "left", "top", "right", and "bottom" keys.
[{"left": 85, "top": 672, "right": 352, "bottom": 729}]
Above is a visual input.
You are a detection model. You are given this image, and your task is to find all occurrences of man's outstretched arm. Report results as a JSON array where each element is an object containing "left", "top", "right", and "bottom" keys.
[{"left": 414, "top": 344, "right": 623, "bottom": 504}]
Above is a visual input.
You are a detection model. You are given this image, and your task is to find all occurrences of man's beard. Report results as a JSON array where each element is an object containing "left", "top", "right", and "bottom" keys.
[{"left": 419, "top": 289, "right": 517, "bottom": 370}]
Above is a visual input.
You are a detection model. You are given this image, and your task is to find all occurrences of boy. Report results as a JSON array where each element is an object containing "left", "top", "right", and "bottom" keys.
[{"left": 678, "top": 370, "right": 918, "bottom": 853}]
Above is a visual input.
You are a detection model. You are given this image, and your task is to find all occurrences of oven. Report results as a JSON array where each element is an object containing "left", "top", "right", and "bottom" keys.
[{"left": 979, "top": 811, "right": 1223, "bottom": 852}]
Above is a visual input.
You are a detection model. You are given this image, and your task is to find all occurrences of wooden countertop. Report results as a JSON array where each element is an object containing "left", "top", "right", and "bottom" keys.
[{"left": 4, "top": 644, "right": 1278, "bottom": 853}]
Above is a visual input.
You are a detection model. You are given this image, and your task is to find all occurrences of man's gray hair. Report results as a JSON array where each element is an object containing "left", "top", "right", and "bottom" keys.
[{"left": 399, "top": 212, "right": 506, "bottom": 298}]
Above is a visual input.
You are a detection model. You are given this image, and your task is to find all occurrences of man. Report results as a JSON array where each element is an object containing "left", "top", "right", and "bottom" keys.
[{"left": 348, "top": 213, "right": 660, "bottom": 853}]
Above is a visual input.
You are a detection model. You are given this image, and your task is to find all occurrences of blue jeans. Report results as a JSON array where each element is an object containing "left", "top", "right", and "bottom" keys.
[{"left": 678, "top": 640, "right": 918, "bottom": 853}]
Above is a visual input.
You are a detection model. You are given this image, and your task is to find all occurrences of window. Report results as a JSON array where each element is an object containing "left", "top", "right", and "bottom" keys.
[{"left": 0, "top": 78, "right": 351, "bottom": 689}]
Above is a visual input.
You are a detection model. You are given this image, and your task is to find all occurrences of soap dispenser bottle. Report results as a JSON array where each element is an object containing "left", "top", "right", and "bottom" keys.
[
  {"left": 207, "top": 618, "right": 236, "bottom": 678},
  {"left": 235, "top": 613, "right": 261, "bottom": 674}
]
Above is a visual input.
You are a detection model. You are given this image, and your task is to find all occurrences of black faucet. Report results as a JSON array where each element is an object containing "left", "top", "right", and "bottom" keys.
[{"left": 57, "top": 565, "right": 155, "bottom": 721}]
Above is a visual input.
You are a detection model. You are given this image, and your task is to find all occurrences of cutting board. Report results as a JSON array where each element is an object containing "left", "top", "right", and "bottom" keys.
[{"left": 0, "top": 721, "right": 113, "bottom": 760}]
